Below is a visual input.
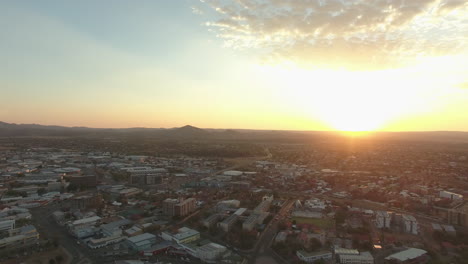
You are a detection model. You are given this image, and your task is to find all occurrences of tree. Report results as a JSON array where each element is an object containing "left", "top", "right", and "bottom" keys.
[
  {"left": 55, "top": 255, "right": 64, "bottom": 263},
  {"left": 49, "top": 259, "right": 56, "bottom": 264},
  {"left": 38, "top": 188, "right": 47, "bottom": 196}
]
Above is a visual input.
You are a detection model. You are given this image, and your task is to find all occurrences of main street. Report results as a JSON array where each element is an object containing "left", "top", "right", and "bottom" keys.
[
  {"left": 30, "top": 202, "right": 94, "bottom": 264},
  {"left": 248, "top": 199, "right": 295, "bottom": 264}
]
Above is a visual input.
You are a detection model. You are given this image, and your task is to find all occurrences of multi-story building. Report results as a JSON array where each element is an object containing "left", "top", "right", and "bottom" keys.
[
  {"left": 296, "top": 250, "right": 332, "bottom": 263},
  {"left": 402, "top": 214, "right": 418, "bottom": 235},
  {"left": 162, "top": 198, "right": 178, "bottom": 216},
  {"left": 219, "top": 214, "right": 238, "bottom": 232},
  {"left": 242, "top": 212, "right": 269, "bottom": 231},
  {"left": 254, "top": 200, "right": 271, "bottom": 212},
  {"left": 448, "top": 202, "right": 468, "bottom": 227},
  {"left": 123, "top": 167, "right": 167, "bottom": 186},
  {"left": 376, "top": 211, "right": 392, "bottom": 229},
  {"left": 66, "top": 193, "right": 102, "bottom": 210},
  {"left": 202, "top": 214, "right": 220, "bottom": 228},
  {"left": 175, "top": 198, "right": 196, "bottom": 216},
  {"left": 335, "top": 248, "right": 374, "bottom": 264},
  {"left": 163, "top": 198, "right": 197, "bottom": 217}
]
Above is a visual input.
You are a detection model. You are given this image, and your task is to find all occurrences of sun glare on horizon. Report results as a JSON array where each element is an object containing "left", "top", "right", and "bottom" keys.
[{"left": 255, "top": 55, "right": 466, "bottom": 132}]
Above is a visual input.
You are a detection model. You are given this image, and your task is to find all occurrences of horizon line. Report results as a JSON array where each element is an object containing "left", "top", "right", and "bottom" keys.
[{"left": 2, "top": 121, "right": 468, "bottom": 134}]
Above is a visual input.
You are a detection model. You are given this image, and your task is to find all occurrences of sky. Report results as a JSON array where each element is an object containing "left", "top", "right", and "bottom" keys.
[{"left": 1, "top": 0, "right": 467, "bottom": 131}]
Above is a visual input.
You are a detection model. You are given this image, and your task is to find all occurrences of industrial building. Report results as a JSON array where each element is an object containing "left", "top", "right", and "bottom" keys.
[{"left": 126, "top": 233, "right": 157, "bottom": 251}]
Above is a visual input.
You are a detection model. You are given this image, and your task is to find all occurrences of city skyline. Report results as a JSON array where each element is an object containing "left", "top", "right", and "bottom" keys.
[{"left": 1, "top": 0, "right": 467, "bottom": 132}]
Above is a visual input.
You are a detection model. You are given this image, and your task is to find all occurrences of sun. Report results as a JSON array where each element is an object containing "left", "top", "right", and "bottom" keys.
[{"left": 256, "top": 64, "right": 429, "bottom": 132}]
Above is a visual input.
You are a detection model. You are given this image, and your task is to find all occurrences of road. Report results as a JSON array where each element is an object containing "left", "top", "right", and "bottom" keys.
[
  {"left": 30, "top": 202, "right": 94, "bottom": 264},
  {"left": 248, "top": 199, "right": 295, "bottom": 264}
]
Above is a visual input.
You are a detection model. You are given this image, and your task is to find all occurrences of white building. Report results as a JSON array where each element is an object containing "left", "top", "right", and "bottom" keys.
[
  {"left": 196, "top": 242, "right": 227, "bottom": 262},
  {"left": 0, "top": 220, "right": 15, "bottom": 232},
  {"left": 375, "top": 211, "right": 391, "bottom": 229},
  {"left": 69, "top": 216, "right": 101, "bottom": 228},
  {"left": 439, "top": 190, "right": 463, "bottom": 201},
  {"left": 335, "top": 248, "right": 374, "bottom": 264},
  {"left": 339, "top": 251, "right": 374, "bottom": 264},
  {"left": 304, "top": 198, "right": 326, "bottom": 211},
  {"left": 385, "top": 248, "right": 428, "bottom": 263},
  {"left": 296, "top": 250, "right": 332, "bottom": 263},
  {"left": 402, "top": 214, "right": 418, "bottom": 235}
]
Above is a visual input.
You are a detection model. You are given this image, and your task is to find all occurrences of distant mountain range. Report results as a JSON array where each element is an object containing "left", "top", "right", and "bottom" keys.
[{"left": 1, "top": 121, "right": 468, "bottom": 143}]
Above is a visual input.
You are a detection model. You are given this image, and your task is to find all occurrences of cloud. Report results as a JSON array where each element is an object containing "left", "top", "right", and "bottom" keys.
[{"left": 198, "top": 0, "right": 468, "bottom": 70}]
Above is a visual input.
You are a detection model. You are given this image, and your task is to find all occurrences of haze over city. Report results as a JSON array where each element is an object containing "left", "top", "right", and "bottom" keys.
[{"left": 1, "top": 0, "right": 467, "bottom": 132}]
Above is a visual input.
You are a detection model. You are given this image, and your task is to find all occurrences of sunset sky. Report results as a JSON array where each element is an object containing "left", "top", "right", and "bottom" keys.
[{"left": 1, "top": 0, "right": 467, "bottom": 131}]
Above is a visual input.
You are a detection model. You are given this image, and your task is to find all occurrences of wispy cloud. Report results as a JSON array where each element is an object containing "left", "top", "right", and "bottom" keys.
[{"left": 198, "top": 0, "right": 468, "bottom": 70}]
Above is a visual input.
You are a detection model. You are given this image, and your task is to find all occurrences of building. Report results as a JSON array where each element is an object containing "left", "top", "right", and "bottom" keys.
[
  {"left": 126, "top": 233, "right": 157, "bottom": 251},
  {"left": 196, "top": 242, "right": 227, "bottom": 262},
  {"left": 163, "top": 198, "right": 197, "bottom": 217},
  {"left": 101, "top": 218, "right": 132, "bottom": 237},
  {"left": 66, "top": 175, "right": 97, "bottom": 188},
  {"left": 216, "top": 200, "right": 241, "bottom": 211},
  {"left": 9, "top": 225, "right": 39, "bottom": 241},
  {"left": 439, "top": 190, "right": 463, "bottom": 201},
  {"left": 335, "top": 248, "right": 374, "bottom": 264},
  {"left": 123, "top": 167, "right": 167, "bottom": 185},
  {"left": 175, "top": 198, "right": 196, "bottom": 216},
  {"left": 0, "top": 225, "right": 39, "bottom": 249},
  {"left": 219, "top": 214, "right": 238, "bottom": 232},
  {"left": 67, "top": 193, "right": 102, "bottom": 210},
  {"left": 161, "top": 227, "right": 200, "bottom": 244},
  {"left": 0, "top": 220, "right": 15, "bottom": 232},
  {"left": 162, "top": 198, "right": 178, "bottom": 216},
  {"left": 402, "top": 214, "right": 418, "bottom": 235},
  {"left": 69, "top": 216, "right": 101, "bottom": 229},
  {"left": 385, "top": 248, "right": 428, "bottom": 263},
  {"left": 243, "top": 212, "right": 269, "bottom": 231},
  {"left": 254, "top": 199, "right": 271, "bottom": 212},
  {"left": 202, "top": 214, "right": 220, "bottom": 228},
  {"left": 88, "top": 234, "right": 125, "bottom": 249},
  {"left": 376, "top": 211, "right": 391, "bottom": 229},
  {"left": 448, "top": 202, "right": 468, "bottom": 227},
  {"left": 441, "top": 224, "right": 456, "bottom": 236},
  {"left": 296, "top": 250, "right": 332, "bottom": 263}
]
